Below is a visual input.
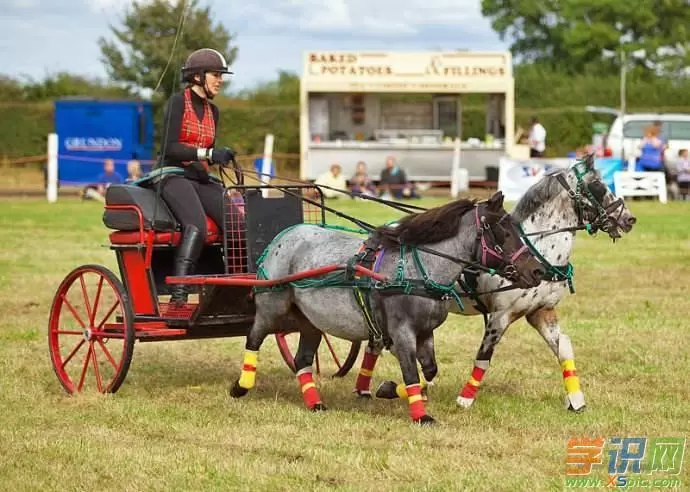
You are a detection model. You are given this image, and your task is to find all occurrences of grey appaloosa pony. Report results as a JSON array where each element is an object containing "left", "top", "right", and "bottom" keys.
[
  {"left": 371, "top": 154, "right": 637, "bottom": 412},
  {"left": 229, "top": 192, "right": 546, "bottom": 424}
]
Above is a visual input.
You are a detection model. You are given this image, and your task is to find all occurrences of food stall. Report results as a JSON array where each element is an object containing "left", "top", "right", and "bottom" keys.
[{"left": 300, "top": 50, "right": 526, "bottom": 183}]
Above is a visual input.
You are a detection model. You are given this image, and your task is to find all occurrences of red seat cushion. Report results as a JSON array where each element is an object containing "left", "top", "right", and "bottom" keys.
[{"left": 109, "top": 216, "right": 221, "bottom": 245}]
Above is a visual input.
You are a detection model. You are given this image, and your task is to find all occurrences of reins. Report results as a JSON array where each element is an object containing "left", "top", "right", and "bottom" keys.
[{"left": 219, "top": 166, "right": 513, "bottom": 277}]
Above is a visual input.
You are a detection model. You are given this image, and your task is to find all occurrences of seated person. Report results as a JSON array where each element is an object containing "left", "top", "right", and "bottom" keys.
[
  {"left": 315, "top": 163, "right": 348, "bottom": 198},
  {"left": 676, "top": 148, "right": 690, "bottom": 200},
  {"left": 378, "top": 156, "right": 419, "bottom": 200},
  {"left": 81, "top": 159, "right": 124, "bottom": 202},
  {"left": 350, "top": 161, "right": 376, "bottom": 197},
  {"left": 125, "top": 160, "right": 143, "bottom": 183}
]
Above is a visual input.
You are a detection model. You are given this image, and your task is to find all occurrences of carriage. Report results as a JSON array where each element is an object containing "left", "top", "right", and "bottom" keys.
[{"left": 47, "top": 170, "right": 364, "bottom": 395}]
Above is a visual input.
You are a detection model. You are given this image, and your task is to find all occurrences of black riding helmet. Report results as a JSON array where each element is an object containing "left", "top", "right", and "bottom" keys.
[{"left": 180, "top": 48, "right": 233, "bottom": 98}]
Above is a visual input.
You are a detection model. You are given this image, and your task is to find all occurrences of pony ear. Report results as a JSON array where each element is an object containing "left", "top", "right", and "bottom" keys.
[
  {"left": 584, "top": 152, "right": 596, "bottom": 169},
  {"left": 487, "top": 191, "right": 504, "bottom": 211}
]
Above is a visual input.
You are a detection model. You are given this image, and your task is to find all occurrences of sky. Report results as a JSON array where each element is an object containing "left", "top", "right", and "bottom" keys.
[{"left": 2, "top": 0, "right": 509, "bottom": 92}]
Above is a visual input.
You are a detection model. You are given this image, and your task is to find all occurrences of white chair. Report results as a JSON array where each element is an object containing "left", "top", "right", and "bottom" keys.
[{"left": 613, "top": 171, "right": 667, "bottom": 203}]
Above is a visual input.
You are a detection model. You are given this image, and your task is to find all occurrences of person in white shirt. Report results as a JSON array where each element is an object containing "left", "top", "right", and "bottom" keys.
[
  {"left": 315, "top": 163, "right": 348, "bottom": 198},
  {"left": 528, "top": 116, "right": 546, "bottom": 158}
]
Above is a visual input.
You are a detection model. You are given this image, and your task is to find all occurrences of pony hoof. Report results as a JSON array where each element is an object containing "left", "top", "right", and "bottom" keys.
[
  {"left": 456, "top": 396, "right": 475, "bottom": 409},
  {"left": 229, "top": 380, "right": 249, "bottom": 398},
  {"left": 413, "top": 415, "right": 436, "bottom": 426},
  {"left": 567, "top": 403, "right": 587, "bottom": 413},
  {"left": 311, "top": 403, "right": 327, "bottom": 412},
  {"left": 565, "top": 392, "right": 586, "bottom": 412},
  {"left": 353, "top": 390, "right": 372, "bottom": 399},
  {"left": 375, "top": 380, "right": 399, "bottom": 399}
]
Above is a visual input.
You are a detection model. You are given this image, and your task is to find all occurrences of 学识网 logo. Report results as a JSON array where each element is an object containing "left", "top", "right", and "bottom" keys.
[{"left": 565, "top": 436, "right": 685, "bottom": 488}]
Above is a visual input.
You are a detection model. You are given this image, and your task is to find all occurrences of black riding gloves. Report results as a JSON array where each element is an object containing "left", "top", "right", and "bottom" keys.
[
  {"left": 210, "top": 147, "right": 235, "bottom": 167},
  {"left": 185, "top": 160, "right": 210, "bottom": 183}
]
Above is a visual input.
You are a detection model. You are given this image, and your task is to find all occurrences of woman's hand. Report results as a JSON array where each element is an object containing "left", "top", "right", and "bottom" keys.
[{"left": 211, "top": 147, "right": 235, "bottom": 166}]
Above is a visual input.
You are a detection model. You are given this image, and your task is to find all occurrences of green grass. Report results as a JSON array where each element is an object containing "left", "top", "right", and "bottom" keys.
[{"left": 0, "top": 196, "right": 688, "bottom": 491}]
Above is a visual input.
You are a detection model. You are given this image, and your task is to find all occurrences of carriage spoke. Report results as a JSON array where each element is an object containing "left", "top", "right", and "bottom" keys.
[
  {"left": 96, "top": 338, "right": 118, "bottom": 371},
  {"left": 56, "top": 330, "right": 84, "bottom": 336},
  {"left": 79, "top": 274, "right": 93, "bottom": 325},
  {"left": 61, "top": 295, "right": 87, "bottom": 329},
  {"left": 77, "top": 343, "right": 93, "bottom": 392},
  {"left": 90, "top": 275, "right": 104, "bottom": 326},
  {"left": 315, "top": 350, "right": 321, "bottom": 375},
  {"left": 90, "top": 342, "right": 104, "bottom": 393},
  {"left": 96, "top": 301, "right": 119, "bottom": 330},
  {"left": 322, "top": 335, "right": 342, "bottom": 369},
  {"left": 61, "top": 339, "right": 86, "bottom": 370}
]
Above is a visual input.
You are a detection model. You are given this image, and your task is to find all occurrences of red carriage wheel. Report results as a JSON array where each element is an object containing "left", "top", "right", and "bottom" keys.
[
  {"left": 275, "top": 332, "right": 361, "bottom": 378},
  {"left": 48, "top": 265, "right": 135, "bottom": 394}
]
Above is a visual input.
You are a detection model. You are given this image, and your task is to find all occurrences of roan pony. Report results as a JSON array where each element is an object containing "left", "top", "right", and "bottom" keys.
[
  {"left": 229, "top": 191, "right": 545, "bottom": 424},
  {"left": 371, "top": 154, "right": 637, "bottom": 412}
]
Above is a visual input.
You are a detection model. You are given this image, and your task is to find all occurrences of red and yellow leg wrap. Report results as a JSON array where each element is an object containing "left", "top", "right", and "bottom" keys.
[
  {"left": 561, "top": 359, "right": 581, "bottom": 394},
  {"left": 395, "top": 375, "right": 428, "bottom": 399},
  {"left": 238, "top": 350, "right": 258, "bottom": 389},
  {"left": 406, "top": 384, "right": 427, "bottom": 421},
  {"left": 459, "top": 365, "right": 486, "bottom": 400},
  {"left": 354, "top": 349, "right": 379, "bottom": 393},
  {"left": 297, "top": 368, "right": 322, "bottom": 409}
]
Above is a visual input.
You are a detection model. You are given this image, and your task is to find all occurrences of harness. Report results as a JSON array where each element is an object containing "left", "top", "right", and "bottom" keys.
[{"left": 253, "top": 220, "right": 481, "bottom": 350}]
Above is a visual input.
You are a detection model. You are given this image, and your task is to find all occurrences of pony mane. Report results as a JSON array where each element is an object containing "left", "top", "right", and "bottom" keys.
[
  {"left": 511, "top": 173, "right": 565, "bottom": 222},
  {"left": 375, "top": 198, "right": 478, "bottom": 248}
]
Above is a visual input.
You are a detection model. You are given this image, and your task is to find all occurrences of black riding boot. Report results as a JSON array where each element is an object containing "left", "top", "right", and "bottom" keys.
[{"left": 170, "top": 224, "right": 205, "bottom": 305}]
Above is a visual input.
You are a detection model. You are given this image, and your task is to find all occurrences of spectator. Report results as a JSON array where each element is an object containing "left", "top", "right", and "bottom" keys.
[
  {"left": 81, "top": 159, "right": 124, "bottom": 202},
  {"left": 350, "top": 161, "right": 376, "bottom": 197},
  {"left": 636, "top": 125, "right": 665, "bottom": 173},
  {"left": 315, "top": 163, "right": 348, "bottom": 198},
  {"left": 126, "top": 160, "right": 143, "bottom": 183},
  {"left": 528, "top": 116, "right": 547, "bottom": 158},
  {"left": 379, "top": 156, "right": 419, "bottom": 200},
  {"left": 676, "top": 149, "right": 690, "bottom": 200}
]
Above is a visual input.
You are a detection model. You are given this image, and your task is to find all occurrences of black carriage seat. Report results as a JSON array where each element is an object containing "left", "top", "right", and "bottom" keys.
[{"left": 103, "top": 184, "right": 224, "bottom": 246}]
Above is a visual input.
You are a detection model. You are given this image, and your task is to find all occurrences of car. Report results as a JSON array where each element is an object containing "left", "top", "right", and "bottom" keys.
[{"left": 604, "top": 113, "right": 690, "bottom": 167}]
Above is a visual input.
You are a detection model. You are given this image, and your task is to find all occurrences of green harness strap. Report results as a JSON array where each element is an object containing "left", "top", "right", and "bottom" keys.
[{"left": 518, "top": 224, "right": 575, "bottom": 294}]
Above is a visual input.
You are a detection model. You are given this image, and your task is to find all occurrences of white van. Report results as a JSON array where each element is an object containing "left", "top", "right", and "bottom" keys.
[{"left": 605, "top": 113, "right": 690, "bottom": 166}]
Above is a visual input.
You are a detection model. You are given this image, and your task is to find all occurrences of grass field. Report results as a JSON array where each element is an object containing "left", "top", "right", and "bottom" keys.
[{"left": 0, "top": 195, "right": 688, "bottom": 491}]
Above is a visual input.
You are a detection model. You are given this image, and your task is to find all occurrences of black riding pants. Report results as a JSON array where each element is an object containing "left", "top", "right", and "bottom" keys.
[{"left": 160, "top": 175, "right": 224, "bottom": 236}]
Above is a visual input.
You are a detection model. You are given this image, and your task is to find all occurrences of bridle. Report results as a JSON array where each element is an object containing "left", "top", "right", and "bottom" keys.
[
  {"left": 474, "top": 207, "right": 531, "bottom": 283},
  {"left": 523, "top": 157, "right": 626, "bottom": 241}
]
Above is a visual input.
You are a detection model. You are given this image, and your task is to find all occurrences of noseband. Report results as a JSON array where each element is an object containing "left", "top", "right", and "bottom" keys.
[{"left": 474, "top": 206, "right": 530, "bottom": 281}]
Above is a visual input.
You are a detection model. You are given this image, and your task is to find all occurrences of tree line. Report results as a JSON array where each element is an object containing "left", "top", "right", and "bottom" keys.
[{"left": 2, "top": 0, "right": 689, "bottom": 161}]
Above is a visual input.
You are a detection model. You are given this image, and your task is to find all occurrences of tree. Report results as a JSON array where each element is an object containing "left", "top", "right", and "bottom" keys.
[
  {"left": 22, "top": 72, "right": 135, "bottom": 101},
  {"left": 235, "top": 71, "right": 300, "bottom": 106},
  {"left": 480, "top": 0, "right": 690, "bottom": 76},
  {"left": 0, "top": 75, "right": 25, "bottom": 101},
  {"left": 98, "top": 0, "right": 237, "bottom": 100}
]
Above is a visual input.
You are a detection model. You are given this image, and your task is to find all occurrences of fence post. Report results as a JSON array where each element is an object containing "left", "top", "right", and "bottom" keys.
[
  {"left": 450, "top": 137, "right": 463, "bottom": 198},
  {"left": 261, "top": 134, "right": 274, "bottom": 198},
  {"left": 47, "top": 133, "right": 58, "bottom": 203}
]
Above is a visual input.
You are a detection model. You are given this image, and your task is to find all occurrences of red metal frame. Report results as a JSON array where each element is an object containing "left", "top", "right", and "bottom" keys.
[{"left": 166, "top": 264, "right": 386, "bottom": 287}]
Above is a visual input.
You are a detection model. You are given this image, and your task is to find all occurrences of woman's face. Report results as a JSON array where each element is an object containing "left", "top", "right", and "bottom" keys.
[{"left": 203, "top": 71, "right": 224, "bottom": 97}]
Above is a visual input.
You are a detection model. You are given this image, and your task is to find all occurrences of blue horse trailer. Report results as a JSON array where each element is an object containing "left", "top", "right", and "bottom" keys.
[{"left": 54, "top": 98, "right": 155, "bottom": 186}]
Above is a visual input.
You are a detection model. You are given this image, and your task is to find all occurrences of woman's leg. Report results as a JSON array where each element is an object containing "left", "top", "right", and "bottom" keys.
[{"left": 160, "top": 176, "right": 207, "bottom": 304}]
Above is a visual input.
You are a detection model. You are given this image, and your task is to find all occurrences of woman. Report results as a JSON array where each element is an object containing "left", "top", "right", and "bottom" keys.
[
  {"left": 636, "top": 125, "right": 665, "bottom": 173},
  {"left": 157, "top": 48, "right": 236, "bottom": 305}
]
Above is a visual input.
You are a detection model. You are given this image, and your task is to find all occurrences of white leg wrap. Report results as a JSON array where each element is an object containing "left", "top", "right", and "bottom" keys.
[
  {"left": 557, "top": 334, "right": 574, "bottom": 361},
  {"left": 558, "top": 334, "right": 586, "bottom": 411}
]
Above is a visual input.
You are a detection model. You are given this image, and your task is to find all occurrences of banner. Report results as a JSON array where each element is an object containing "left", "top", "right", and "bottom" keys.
[{"left": 497, "top": 157, "right": 624, "bottom": 202}]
